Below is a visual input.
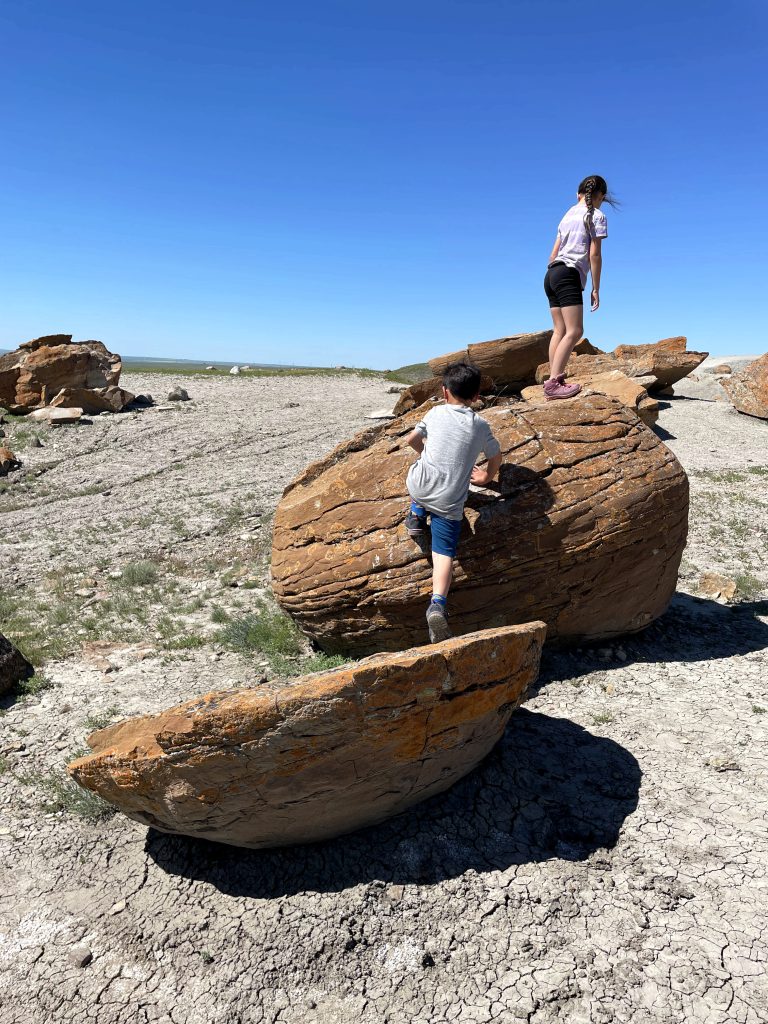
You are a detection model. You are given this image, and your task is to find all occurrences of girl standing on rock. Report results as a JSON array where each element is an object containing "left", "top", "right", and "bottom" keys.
[{"left": 543, "top": 174, "right": 615, "bottom": 399}]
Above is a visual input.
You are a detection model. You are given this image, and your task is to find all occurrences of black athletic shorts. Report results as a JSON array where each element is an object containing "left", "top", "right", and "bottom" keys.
[{"left": 544, "top": 262, "right": 583, "bottom": 308}]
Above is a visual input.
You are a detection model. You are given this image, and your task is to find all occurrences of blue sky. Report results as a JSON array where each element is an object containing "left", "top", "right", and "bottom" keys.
[{"left": 1, "top": 0, "right": 765, "bottom": 366}]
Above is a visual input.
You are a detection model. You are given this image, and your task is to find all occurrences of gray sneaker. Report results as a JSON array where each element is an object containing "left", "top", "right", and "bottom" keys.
[{"left": 426, "top": 601, "right": 452, "bottom": 643}]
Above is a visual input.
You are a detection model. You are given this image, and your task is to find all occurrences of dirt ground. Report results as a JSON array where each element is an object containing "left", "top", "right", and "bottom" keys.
[{"left": 1, "top": 370, "right": 767, "bottom": 1024}]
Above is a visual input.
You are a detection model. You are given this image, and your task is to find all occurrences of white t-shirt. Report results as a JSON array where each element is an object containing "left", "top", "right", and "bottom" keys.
[{"left": 554, "top": 203, "right": 608, "bottom": 288}]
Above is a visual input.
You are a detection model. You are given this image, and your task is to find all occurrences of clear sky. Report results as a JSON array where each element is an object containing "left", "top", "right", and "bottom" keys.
[{"left": 1, "top": 0, "right": 765, "bottom": 367}]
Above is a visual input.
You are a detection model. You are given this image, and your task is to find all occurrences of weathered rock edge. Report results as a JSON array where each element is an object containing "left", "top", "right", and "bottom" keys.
[
  {"left": 272, "top": 394, "right": 689, "bottom": 655},
  {"left": 721, "top": 352, "right": 768, "bottom": 420},
  {"left": 68, "top": 623, "right": 546, "bottom": 848}
]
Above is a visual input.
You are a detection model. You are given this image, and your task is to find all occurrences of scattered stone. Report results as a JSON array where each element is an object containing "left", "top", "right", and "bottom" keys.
[
  {"left": 31, "top": 436, "right": 43, "bottom": 448},
  {"left": 229, "top": 366, "right": 241, "bottom": 375},
  {"left": 68, "top": 624, "right": 546, "bottom": 848},
  {"left": 29, "top": 407, "right": 83, "bottom": 425},
  {"left": 0, "top": 446, "right": 21, "bottom": 476},
  {"left": 166, "top": 386, "right": 190, "bottom": 402},
  {"left": 712, "top": 364, "right": 732, "bottom": 374},
  {"left": 129, "top": 393, "right": 154, "bottom": 407},
  {"left": 272, "top": 394, "right": 689, "bottom": 655},
  {"left": 67, "top": 946, "right": 93, "bottom": 968},
  {"left": 698, "top": 572, "right": 738, "bottom": 603},
  {"left": 0, "top": 632, "right": 34, "bottom": 696},
  {"left": 49, "top": 385, "right": 135, "bottom": 414},
  {"left": 109, "top": 900, "right": 126, "bottom": 915},
  {"left": 365, "top": 408, "right": 396, "bottom": 420},
  {"left": 721, "top": 353, "right": 768, "bottom": 420},
  {"left": 205, "top": 365, "right": 216, "bottom": 371},
  {"left": 387, "top": 384, "right": 408, "bottom": 394}
]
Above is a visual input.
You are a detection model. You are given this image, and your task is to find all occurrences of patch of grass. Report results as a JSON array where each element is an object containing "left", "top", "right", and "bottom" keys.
[
  {"left": 83, "top": 706, "right": 120, "bottom": 732},
  {"left": 300, "top": 653, "right": 351, "bottom": 674},
  {"left": 20, "top": 770, "right": 115, "bottom": 821},
  {"left": 735, "top": 572, "right": 763, "bottom": 600},
  {"left": 199, "top": 950, "right": 215, "bottom": 964},
  {"left": 0, "top": 755, "right": 8, "bottom": 776},
  {"left": 590, "top": 711, "right": 614, "bottom": 726},
  {"left": 215, "top": 601, "right": 303, "bottom": 664},
  {"left": 162, "top": 632, "right": 206, "bottom": 650},
  {"left": 15, "top": 673, "right": 54, "bottom": 697},
  {"left": 120, "top": 560, "right": 160, "bottom": 586},
  {"left": 384, "top": 362, "right": 432, "bottom": 385},
  {"left": 752, "top": 705, "right": 766, "bottom": 715},
  {"left": 210, "top": 605, "right": 230, "bottom": 624}
]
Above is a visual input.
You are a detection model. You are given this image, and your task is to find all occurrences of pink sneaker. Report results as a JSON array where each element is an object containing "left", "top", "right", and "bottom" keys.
[{"left": 544, "top": 377, "right": 582, "bottom": 400}]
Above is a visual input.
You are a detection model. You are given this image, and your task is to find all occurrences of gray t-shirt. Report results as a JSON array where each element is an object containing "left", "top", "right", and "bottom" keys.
[
  {"left": 406, "top": 404, "right": 501, "bottom": 521},
  {"left": 554, "top": 202, "right": 608, "bottom": 288}
]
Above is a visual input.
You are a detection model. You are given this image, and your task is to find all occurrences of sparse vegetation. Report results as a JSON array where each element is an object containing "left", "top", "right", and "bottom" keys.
[
  {"left": 15, "top": 673, "right": 54, "bottom": 698},
  {"left": 590, "top": 711, "right": 615, "bottom": 726},
  {"left": 82, "top": 706, "right": 121, "bottom": 732},
  {"left": 120, "top": 560, "right": 160, "bottom": 586},
  {"left": 20, "top": 770, "right": 115, "bottom": 821}
]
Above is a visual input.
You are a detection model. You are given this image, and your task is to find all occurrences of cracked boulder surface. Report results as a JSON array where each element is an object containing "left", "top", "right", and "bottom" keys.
[
  {"left": 521, "top": 370, "right": 659, "bottom": 427},
  {"left": 721, "top": 352, "right": 768, "bottom": 420},
  {"left": 68, "top": 624, "right": 546, "bottom": 847},
  {"left": 1, "top": 372, "right": 767, "bottom": 1024},
  {"left": 272, "top": 394, "right": 689, "bottom": 655}
]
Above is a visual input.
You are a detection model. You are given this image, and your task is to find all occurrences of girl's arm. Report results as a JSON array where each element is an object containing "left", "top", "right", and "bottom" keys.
[
  {"left": 548, "top": 235, "right": 560, "bottom": 264},
  {"left": 590, "top": 237, "right": 603, "bottom": 311}
]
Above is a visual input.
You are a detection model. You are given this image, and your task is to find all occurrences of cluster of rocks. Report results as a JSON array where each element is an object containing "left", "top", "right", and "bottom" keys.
[
  {"left": 43, "top": 326, "right": 763, "bottom": 851},
  {"left": 0, "top": 334, "right": 135, "bottom": 416}
]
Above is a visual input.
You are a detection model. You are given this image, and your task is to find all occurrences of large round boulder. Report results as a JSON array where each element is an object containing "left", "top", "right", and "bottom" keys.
[{"left": 271, "top": 394, "right": 689, "bottom": 655}]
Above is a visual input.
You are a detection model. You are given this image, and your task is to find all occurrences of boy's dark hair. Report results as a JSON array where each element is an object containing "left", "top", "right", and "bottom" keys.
[{"left": 443, "top": 361, "right": 481, "bottom": 400}]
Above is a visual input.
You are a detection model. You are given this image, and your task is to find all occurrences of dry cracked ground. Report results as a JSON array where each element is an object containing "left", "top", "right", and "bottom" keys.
[{"left": 1, "top": 370, "right": 767, "bottom": 1024}]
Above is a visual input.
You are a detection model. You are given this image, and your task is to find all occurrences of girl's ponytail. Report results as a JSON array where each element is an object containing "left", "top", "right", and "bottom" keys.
[{"left": 581, "top": 175, "right": 597, "bottom": 238}]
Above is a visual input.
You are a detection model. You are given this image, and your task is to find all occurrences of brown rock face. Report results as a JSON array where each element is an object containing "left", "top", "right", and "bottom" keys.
[
  {"left": 68, "top": 624, "right": 546, "bottom": 848},
  {"left": 0, "top": 335, "right": 125, "bottom": 413},
  {"left": 521, "top": 370, "right": 659, "bottom": 427},
  {"left": 428, "top": 332, "right": 553, "bottom": 390},
  {"left": 0, "top": 633, "right": 33, "bottom": 696},
  {"left": 536, "top": 337, "right": 708, "bottom": 392},
  {"left": 721, "top": 353, "right": 768, "bottom": 420},
  {"left": 271, "top": 395, "right": 689, "bottom": 655}
]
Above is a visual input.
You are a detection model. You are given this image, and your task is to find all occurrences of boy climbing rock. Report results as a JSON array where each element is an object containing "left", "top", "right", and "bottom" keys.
[{"left": 404, "top": 362, "right": 502, "bottom": 642}]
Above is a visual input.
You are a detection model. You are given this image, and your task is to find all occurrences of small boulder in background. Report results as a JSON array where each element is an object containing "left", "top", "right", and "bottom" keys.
[
  {"left": 721, "top": 353, "right": 768, "bottom": 420},
  {"left": 166, "top": 386, "right": 190, "bottom": 402}
]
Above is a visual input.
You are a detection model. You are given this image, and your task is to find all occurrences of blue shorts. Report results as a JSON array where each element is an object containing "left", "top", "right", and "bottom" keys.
[{"left": 410, "top": 501, "right": 462, "bottom": 558}]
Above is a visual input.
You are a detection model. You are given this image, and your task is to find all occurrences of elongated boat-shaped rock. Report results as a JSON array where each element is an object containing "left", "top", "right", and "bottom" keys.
[{"left": 68, "top": 623, "right": 546, "bottom": 849}]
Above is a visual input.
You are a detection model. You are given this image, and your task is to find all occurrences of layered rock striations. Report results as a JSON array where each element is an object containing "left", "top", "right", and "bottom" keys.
[
  {"left": 68, "top": 624, "right": 547, "bottom": 848},
  {"left": 428, "top": 331, "right": 553, "bottom": 391},
  {"left": 272, "top": 394, "right": 689, "bottom": 655},
  {"left": 536, "top": 337, "right": 708, "bottom": 393}
]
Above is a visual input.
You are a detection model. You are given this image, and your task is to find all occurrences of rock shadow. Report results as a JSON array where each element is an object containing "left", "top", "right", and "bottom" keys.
[
  {"left": 536, "top": 593, "right": 768, "bottom": 687},
  {"left": 145, "top": 709, "right": 640, "bottom": 897}
]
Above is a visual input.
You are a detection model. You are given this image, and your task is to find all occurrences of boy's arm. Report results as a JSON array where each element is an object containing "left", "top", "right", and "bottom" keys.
[
  {"left": 471, "top": 453, "right": 502, "bottom": 486},
  {"left": 406, "top": 428, "right": 425, "bottom": 454}
]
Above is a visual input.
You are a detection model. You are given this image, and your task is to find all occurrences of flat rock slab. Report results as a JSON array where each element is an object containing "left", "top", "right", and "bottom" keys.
[
  {"left": 428, "top": 331, "right": 553, "bottom": 391},
  {"left": 68, "top": 623, "right": 546, "bottom": 848},
  {"left": 271, "top": 394, "right": 689, "bottom": 655}
]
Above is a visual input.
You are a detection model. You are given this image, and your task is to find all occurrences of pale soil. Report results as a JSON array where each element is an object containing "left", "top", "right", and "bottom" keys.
[{"left": 1, "top": 372, "right": 767, "bottom": 1024}]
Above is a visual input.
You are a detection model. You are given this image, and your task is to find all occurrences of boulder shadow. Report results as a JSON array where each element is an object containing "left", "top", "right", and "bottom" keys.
[
  {"left": 536, "top": 593, "right": 768, "bottom": 687},
  {"left": 145, "top": 709, "right": 640, "bottom": 898}
]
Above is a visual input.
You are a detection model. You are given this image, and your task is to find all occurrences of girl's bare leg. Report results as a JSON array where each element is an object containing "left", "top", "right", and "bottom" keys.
[
  {"left": 432, "top": 553, "right": 453, "bottom": 598},
  {"left": 549, "top": 303, "right": 584, "bottom": 379},
  {"left": 548, "top": 307, "right": 565, "bottom": 365}
]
